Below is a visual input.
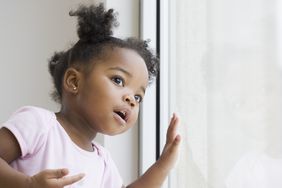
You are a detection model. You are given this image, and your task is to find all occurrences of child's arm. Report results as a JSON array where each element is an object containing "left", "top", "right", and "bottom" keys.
[
  {"left": 126, "top": 114, "right": 181, "bottom": 188},
  {"left": 0, "top": 157, "right": 31, "bottom": 188},
  {"left": 0, "top": 127, "right": 84, "bottom": 188}
]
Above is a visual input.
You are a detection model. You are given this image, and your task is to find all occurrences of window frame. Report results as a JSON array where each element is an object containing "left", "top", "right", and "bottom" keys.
[
  {"left": 139, "top": 0, "right": 158, "bottom": 176},
  {"left": 139, "top": 0, "right": 172, "bottom": 187}
]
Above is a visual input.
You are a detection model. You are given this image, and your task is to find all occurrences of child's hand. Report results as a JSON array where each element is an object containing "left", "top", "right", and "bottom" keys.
[
  {"left": 158, "top": 113, "right": 181, "bottom": 171},
  {"left": 29, "top": 168, "right": 85, "bottom": 188},
  {"left": 123, "top": 114, "right": 181, "bottom": 188}
]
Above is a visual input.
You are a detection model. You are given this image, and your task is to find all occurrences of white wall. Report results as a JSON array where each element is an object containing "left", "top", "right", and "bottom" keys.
[
  {"left": 0, "top": 0, "right": 139, "bottom": 185},
  {"left": 0, "top": 0, "right": 101, "bottom": 120}
]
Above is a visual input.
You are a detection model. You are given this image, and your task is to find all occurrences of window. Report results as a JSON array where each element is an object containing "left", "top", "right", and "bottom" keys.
[{"left": 141, "top": 0, "right": 282, "bottom": 187}]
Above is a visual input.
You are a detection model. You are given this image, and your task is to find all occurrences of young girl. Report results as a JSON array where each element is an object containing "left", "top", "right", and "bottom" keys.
[{"left": 0, "top": 4, "right": 180, "bottom": 188}]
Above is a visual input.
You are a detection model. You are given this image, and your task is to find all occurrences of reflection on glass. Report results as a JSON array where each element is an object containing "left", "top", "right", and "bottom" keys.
[{"left": 167, "top": 0, "right": 282, "bottom": 187}]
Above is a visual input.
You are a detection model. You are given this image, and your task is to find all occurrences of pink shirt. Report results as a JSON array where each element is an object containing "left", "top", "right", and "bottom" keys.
[{"left": 3, "top": 106, "right": 123, "bottom": 188}]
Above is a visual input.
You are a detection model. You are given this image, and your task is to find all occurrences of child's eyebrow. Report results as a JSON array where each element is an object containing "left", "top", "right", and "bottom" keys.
[
  {"left": 108, "top": 67, "right": 132, "bottom": 77},
  {"left": 108, "top": 66, "right": 146, "bottom": 94}
]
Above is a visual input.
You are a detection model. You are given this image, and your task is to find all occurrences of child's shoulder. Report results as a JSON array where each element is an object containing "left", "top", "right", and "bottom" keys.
[
  {"left": 2, "top": 106, "right": 57, "bottom": 158},
  {"left": 6, "top": 105, "right": 56, "bottom": 131},
  {"left": 11, "top": 105, "right": 54, "bottom": 118}
]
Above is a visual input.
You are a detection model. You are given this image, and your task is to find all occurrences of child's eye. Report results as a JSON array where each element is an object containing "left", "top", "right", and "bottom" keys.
[
  {"left": 112, "top": 76, "right": 124, "bottom": 86},
  {"left": 134, "top": 95, "right": 143, "bottom": 103}
]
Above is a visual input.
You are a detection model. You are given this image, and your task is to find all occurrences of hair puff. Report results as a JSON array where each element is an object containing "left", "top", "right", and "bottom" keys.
[{"left": 69, "top": 3, "right": 119, "bottom": 43}]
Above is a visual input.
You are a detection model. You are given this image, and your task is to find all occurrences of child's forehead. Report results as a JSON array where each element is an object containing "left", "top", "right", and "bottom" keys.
[
  {"left": 91, "top": 47, "right": 149, "bottom": 82},
  {"left": 96, "top": 47, "right": 146, "bottom": 68},
  {"left": 103, "top": 46, "right": 141, "bottom": 59}
]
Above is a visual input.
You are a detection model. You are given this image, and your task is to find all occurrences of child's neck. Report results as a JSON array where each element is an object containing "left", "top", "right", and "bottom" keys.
[{"left": 56, "top": 111, "right": 97, "bottom": 152}]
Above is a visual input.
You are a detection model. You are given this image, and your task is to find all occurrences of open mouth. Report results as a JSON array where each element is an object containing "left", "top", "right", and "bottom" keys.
[{"left": 114, "top": 111, "right": 127, "bottom": 122}]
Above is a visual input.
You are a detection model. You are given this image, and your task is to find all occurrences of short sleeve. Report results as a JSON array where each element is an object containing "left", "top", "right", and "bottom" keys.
[{"left": 2, "top": 106, "right": 51, "bottom": 158}]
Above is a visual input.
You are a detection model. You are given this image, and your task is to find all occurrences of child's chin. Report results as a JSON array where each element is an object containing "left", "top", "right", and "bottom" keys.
[{"left": 104, "top": 129, "right": 124, "bottom": 136}]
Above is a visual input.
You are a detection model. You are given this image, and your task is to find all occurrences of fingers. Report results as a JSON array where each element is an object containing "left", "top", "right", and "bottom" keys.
[
  {"left": 174, "top": 134, "right": 181, "bottom": 146},
  {"left": 166, "top": 113, "right": 180, "bottom": 145},
  {"left": 44, "top": 168, "right": 85, "bottom": 186},
  {"left": 32, "top": 168, "right": 85, "bottom": 187},
  {"left": 43, "top": 168, "right": 69, "bottom": 179},
  {"left": 58, "top": 173, "right": 85, "bottom": 186},
  {"left": 166, "top": 133, "right": 181, "bottom": 156}
]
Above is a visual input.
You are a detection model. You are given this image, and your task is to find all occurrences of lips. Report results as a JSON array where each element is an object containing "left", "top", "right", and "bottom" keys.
[
  {"left": 113, "top": 108, "right": 130, "bottom": 125},
  {"left": 115, "top": 111, "right": 126, "bottom": 120}
]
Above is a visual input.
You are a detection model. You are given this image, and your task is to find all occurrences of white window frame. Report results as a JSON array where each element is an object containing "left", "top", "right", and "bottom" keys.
[
  {"left": 139, "top": 0, "right": 157, "bottom": 175},
  {"left": 139, "top": 0, "right": 172, "bottom": 187}
]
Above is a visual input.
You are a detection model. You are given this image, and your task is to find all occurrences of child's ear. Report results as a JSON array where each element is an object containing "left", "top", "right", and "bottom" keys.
[{"left": 63, "top": 67, "right": 82, "bottom": 94}]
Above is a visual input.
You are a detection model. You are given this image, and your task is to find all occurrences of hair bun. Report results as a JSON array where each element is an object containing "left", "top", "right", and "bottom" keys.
[{"left": 69, "top": 3, "right": 118, "bottom": 43}]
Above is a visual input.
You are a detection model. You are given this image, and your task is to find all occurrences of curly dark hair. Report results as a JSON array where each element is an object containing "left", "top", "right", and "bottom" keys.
[{"left": 48, "top": 3, "right": 159, "bottom": 103}]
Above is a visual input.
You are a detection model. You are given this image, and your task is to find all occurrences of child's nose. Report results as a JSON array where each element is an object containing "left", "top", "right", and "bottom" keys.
[{"left": 123, "top": 94, "right": 136, "bottom": 107}]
